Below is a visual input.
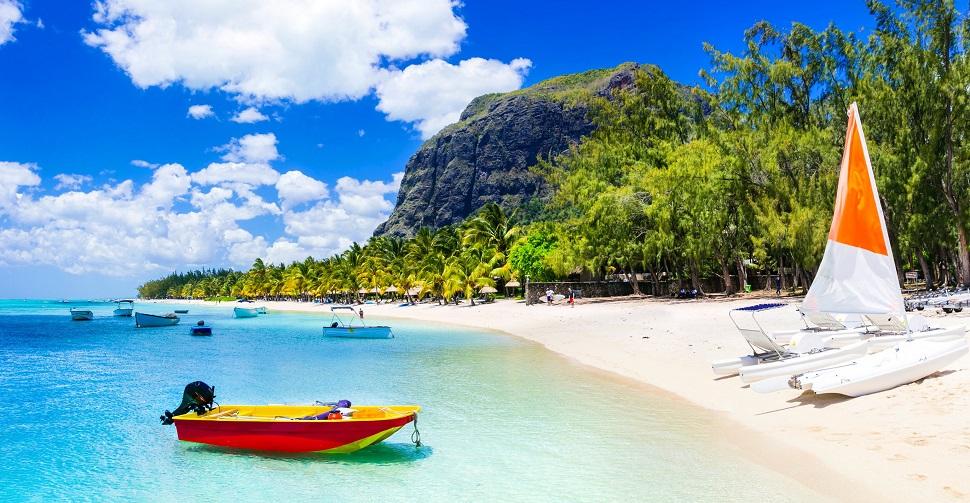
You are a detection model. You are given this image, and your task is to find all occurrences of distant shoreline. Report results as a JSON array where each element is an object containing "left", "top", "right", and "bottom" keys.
[{"left": 152, "top": 296, "right": 970, "bottom": 501}]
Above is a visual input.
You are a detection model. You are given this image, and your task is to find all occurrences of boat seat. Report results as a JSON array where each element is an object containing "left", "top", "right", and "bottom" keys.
[
  {"left": 864, "top": 314, "right": 908, "bottom": 333},
  {"left": 801, "top": 311, "right": 848, "bottom": 331},
  {"left": 739, "top": 328, "right": 788, "bottom": 358}
]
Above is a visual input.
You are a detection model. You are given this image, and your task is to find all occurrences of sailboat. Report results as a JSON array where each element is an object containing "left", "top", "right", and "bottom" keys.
[{"left": 753, "top": 103, "right": 967, "bottom": 397}]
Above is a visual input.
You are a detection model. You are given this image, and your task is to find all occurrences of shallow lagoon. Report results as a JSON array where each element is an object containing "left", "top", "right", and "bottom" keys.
[{"left": 0, "top": 300, "right": 825, "bottom": 501}]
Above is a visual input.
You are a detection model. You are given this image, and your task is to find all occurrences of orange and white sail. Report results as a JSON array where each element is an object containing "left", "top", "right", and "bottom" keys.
[{"left": 802, "top": 102, "right": 904, "bottom": 316}]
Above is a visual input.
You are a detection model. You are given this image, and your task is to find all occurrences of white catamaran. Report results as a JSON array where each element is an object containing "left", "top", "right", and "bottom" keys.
[{"left": 752, "top": 102, "right": 968, "bottom": 397}]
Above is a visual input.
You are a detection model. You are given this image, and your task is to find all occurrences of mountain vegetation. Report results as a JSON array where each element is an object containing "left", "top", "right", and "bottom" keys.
[{"left": 140, "top": 1, "right": 970, "bottom": 300}]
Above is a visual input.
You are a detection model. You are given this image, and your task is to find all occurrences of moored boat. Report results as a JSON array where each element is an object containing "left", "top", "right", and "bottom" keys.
[
  {"left": 174, "top": 309, "right": 189, "bottom": 314},
  {"left": 255, "top": 307, "right": 267, "bottom": 314},
  {"left": 160, "top": 381, "right": 420, "bottom": 453},
  {"left": 135, "top": 312, "right": 180, "bottom": 327},
  {"left": 112, "top": 299, "right": 134, "bottom": 317},
  {"left": 234, "top": 307, "right": 258, "bottom": 318},
  {"left": 70, "top": 308, "right": 94, "bottom": 321},
  {"left": 190, "top": 321, "right": 211, "bottom": 336},
  {"left": 323, "top": 306, "right": 392, "bottom": 339}
]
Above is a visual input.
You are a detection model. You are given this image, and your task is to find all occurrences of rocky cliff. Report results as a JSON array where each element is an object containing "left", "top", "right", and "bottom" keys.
[{"left": 373, "top": 63, "right": 639, "bottom": 237}]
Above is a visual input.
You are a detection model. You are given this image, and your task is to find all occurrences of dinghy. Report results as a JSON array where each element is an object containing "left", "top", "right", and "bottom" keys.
[
  {"left": 135, "top": 312, "right": 180, "bottom": 327},
  {"left": 754, "top": 103, "right": 966, "bottom": 396},
  {"left": 190, "top": 320, "right": 212, "bottom": 336},
  {"left": 70, "top": 308, "right": 94, "bottom": 321},
  {"left": 323, "top": 306, "right": 393, "bottom": 339},
  {"left": 160, "top": 381, "right": 420, "bottom": 453},
  {"left": 233, "top": 307, "right": 258, "bottom": 318},
  {"left": 112, "top": 300, "right": 134, "bottom": 317},
  {"left": 255, "top": 307, "right": 267, "bottom": 314},
  {"left": 173, "top": 309, "right": 189, "bottom": 314}
]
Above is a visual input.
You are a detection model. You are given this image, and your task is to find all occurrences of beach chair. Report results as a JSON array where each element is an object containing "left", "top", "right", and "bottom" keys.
[
  {"left": 863, "top": 314, "right": 908, "bottom": 333},
  {"left": 800, "top": 311, "right": 849, "bottom": 331},
  {"left": 712, "top": 303, "right": 799, "bottom": 376}
]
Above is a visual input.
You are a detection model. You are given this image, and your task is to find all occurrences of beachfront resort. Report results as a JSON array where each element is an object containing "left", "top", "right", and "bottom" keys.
[{"left": 3, "top": 1, "right": 970, "bottom": 501}]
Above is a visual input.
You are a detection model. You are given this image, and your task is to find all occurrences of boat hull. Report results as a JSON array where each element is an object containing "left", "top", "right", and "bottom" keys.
[
  {"left": 739, "top": 341, "right": 870, "bottom": 384},
  {"left": 824, "top": 325, "right": 966, "bottom": 352},
  {"left": 70, "top": 310, "right": 94, "bottom": 321},
  {"left": 190, "top": 327, "right": 212, "bottom": 336},
  {"left": 234, "top": 307, "right": 259, "bottom": 318},
  {"left": 322, "top": 326, "right": 393, "bottom": 339},
  {"left": 113, "top": 308, "right": 133, "bottom": 317},
  {"left": 173, "top": 405, "right": 418, "bottom": 453},
  {"left": 135, "top": 312, "right": 180, "bottom": 327},
  {"left": 797, "top": 337, "right": 969, "bottom": 397}
]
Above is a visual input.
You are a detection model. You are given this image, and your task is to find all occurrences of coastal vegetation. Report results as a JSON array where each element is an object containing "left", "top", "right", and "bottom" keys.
[{"left": 140, "top": 1, "right": 970, "bottom": 300}]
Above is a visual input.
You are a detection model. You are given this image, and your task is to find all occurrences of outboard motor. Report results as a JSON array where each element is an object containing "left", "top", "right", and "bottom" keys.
[{"left": 160, "top": 381, "right": 215, "bottom": 425}]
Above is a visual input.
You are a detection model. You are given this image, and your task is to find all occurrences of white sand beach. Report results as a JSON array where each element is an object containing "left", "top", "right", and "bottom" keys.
[{"left": 162, "top": 296, "right": 970, "bottom": 502}]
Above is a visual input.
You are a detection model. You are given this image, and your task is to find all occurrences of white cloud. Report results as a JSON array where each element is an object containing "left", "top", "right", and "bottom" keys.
[
  {"left": 376, "top": 57, "right": 532, "bottom": 138},
  {"left": 53, "top": 173, "right": 93, "bottom": 191},
  {"left": 231, "top": 107, "right": 268, "bottom": 123},
  {"left": 275, "top": 170, "right": 328, "bottom": 210},
  {"left": 0, "top": 140, "right": 401, "bottom": 274},
  {"left": 187, "top": 104, "right": 214, "bottom": 119},
  {"left": 131, "top": 159, "right": 158, "bottom": 169},
  {"left": 0, "top": 0, "right": 24, "bottom": 46},
  {"left": 358, "top": 129, "right": 366, "bottom": 137},
  {"left": 219, "top": 132, "right": 279, "bottom": 163},
  {"left": 0, "top": 161, "right": 40, "bottom": 211},
  {"left": 83, "top": 0, "right": 466, "bottom": 103}
]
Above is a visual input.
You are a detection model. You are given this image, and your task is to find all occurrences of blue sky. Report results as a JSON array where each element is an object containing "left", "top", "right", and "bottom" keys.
[{"left": 0, "top": 1, "right": 875, "bottom": 298}]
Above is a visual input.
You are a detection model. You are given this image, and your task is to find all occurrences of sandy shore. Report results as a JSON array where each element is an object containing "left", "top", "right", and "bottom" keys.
[{"left": 160, "top": 296, "right": 970, "bottom": 501}]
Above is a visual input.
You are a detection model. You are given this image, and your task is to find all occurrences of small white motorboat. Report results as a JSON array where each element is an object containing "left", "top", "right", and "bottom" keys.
[
  {"left": 113, "top": 299, "right": 134, "bottom": 317},
  {"left": 783, "top": 337, "right": 969, "bottom": 397},
  {"left": 255, "top": 307, "right": 267, "bottom": 315},
  {"left": 322, "top": 306, "right": 392, "bottom": 339},
  {"left": 234, "top": 307, "right": 259, "bottom": 318},
  {"left": 70, "top": 308, "right": 94, "bottom": 321},
  {"left": 135, "top": 312, "right": 180, "bottom": 327}
]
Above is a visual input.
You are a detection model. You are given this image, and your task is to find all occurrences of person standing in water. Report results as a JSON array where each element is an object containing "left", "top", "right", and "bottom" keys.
[{"left": 359, "top": 308, "right": 364, "bottom": 319}]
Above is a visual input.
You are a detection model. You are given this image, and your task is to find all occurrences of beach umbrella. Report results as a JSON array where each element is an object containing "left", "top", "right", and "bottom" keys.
[
  {"left": 357, "top": 288, "right": 368, "bottom": 294},
  {"left": 407, "top": 287, "right": 422, "bottom": 296},
  {"left": 480, "top": 286, "right": 498, "bottom": 294},
  {"left": 385, "top": 286, "right": 399, "bottom": 293},
  {"left": 505, "top": 280, "right": 521, "bottom": 287}
]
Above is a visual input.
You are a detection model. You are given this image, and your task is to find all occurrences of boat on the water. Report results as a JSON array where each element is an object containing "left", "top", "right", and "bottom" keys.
[
  {"left": 174, "top": 309, "right": 189, "bottom": 314},
  {"left": 112, "top": 299, "right": 134, "bottom": 317},
  {"left": 70, "top": 308, "right": 94, "bottom": 321},
  {"left": 255, "top": 307, "right": 267, "bottom": 314},
  {"left": 190, "top": 321, "right": 211, "bottom": 336},
  {"left": 135, "top": 312, "right": 180, "bottom": 328},
  {"left": 160, "top": 381, "right": 420, "bottom": 453},
  {"left": 323, "top": 306, "right": 392, "bottom": 339},
  {"left": 752, "top": 103, "right": 966, "bottom": 396},
  {"left": 234, "top": 307, "right": 258, "bottom": 318}
]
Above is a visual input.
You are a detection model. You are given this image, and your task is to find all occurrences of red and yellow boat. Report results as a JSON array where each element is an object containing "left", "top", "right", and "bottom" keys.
[{"left": 171, "top": 404, "right": 421, "bottom": 453}]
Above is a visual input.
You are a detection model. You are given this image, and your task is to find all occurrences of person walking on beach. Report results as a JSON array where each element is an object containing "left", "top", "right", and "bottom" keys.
[
  {"left": 568, "top": 288, "right": 575, "bottom": 308},
  {"left": 359, "top": 308, "right": 364, "bottom": 319},
  {"left": 546, "top": 288, "right": 554, "bottom": 305}
]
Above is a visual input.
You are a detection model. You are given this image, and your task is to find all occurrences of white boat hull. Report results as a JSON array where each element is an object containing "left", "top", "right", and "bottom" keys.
[
  {"left": 322, "top": 326, "right": 393, "bottom": 339},
  {"left": 70, "top": 310, "right": 94, "bottom": 321},
  {"left": 824, "top": 325, "right": 966, "bottom": 352},
  {"left": 794, "top": 337, "right": 970, "bottom": 397},
  {"left": 113, "top": 308, "right": 133, "bottom": 317},
  {"left": 739, "top": 341, "right": 870, "bottom": 384},
  {"left": 234, "top": 307, "right": 259, "bottom": 318},
  {"left": 135, "top": 312, "right": 180, "bottom": 327}
]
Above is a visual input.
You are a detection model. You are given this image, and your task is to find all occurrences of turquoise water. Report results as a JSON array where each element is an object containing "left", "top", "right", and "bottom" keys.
[{"left": 0, "top": 300, "right": 824, "bottom": 502}]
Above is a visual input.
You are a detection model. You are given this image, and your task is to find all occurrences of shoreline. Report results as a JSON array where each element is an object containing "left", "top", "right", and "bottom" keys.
[{"left": 156, "top": 297, "right": 970, "bottom": 501}]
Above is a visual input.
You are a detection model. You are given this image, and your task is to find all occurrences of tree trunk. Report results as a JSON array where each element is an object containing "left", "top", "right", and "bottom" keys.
[
  {"left": 919, "top": 254, "right": 935, "bottom": 290},
  {"left": 721, "top": 259, "right": 734, "bottom": 294},
  {"left": 735, "top": 256, "right": 748, "bottom": 292},
  {"left": 690, "top": 260, "right": 704, "bottom": 295},
  {"left": 956, "top": 226, "right": 970, "bottom": 287},
  {"left": 625, "top": 269, "right": 641, "bottom": 296}
]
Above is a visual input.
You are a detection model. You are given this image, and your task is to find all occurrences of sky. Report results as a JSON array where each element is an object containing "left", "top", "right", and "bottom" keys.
[{"left": 0, "top": 1, "right": 876, "bottom": 298}]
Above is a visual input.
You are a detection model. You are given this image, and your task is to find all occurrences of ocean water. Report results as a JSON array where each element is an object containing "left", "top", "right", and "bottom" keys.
[{"left": 0, "top": 300, "right": 824, "bottom": 502}]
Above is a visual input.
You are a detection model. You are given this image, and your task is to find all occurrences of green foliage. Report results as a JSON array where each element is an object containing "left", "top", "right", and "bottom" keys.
[{"left": 508, "top": 229, "right": 557, "bottom": 281}]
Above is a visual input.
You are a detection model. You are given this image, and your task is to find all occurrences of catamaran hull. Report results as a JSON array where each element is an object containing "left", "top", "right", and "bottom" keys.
[
  {"left": 771, "top": 326, "right": 867, "bottom": 345},
  {"left": 739, "top": 341, "right": 870, "bottom": 384},
  {"left": 135, "top": 312, "right": 180, "bottom": 327},
  {"left": 794, "top": 337, "right": 969, "bottom": 397},
  {"left": 234, "top": 307, "right": 259, "bottom": 318},
  {"left": 322, "top": 326, "right": 393, "bottom": 339},
  {"left": 71, "top": 310, "right": 94, "bottom": 321},
  {"left": 113, "top": 308, "right": 133, "bottom": 317},
  {"left": 823, "top": 325, "right": 966, "bottom": 352}
]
